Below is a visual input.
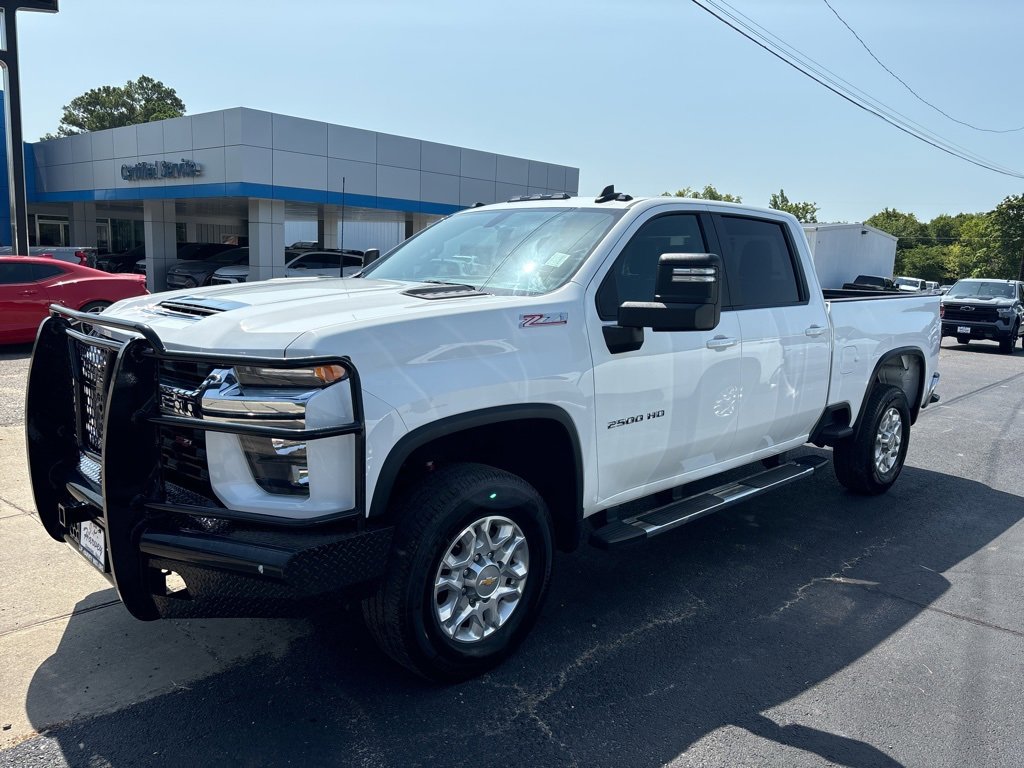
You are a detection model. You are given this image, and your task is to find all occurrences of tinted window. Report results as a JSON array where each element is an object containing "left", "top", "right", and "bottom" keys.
[
  {"left": 292, "top": 252, "right": 341, "bottom": 269},
  {"left": 0, "top": 263, "right": 43, "bottom": 284},
  {"left": 596, "top": 213, "right": 707, "bottom": 319},
  {"left": 716, "top": 216, "right": 802, "bottom": 308},
  {"left": 33, "top": 264, "right": 64, "bottom": 280}
]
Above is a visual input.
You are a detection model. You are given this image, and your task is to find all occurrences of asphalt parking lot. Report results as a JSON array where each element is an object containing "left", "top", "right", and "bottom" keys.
[{"left": 1, "top": 338, "right": 1022, "bottom": 768}]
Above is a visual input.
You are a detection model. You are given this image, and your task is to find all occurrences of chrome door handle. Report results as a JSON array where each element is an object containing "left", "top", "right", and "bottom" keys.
[
  {"left": 805, "top": 325, "right": 827, "bottom": 337},
  {"left": 18, "top": 290, "right": 37, "bottom": 296},
  {"left": 706, "top": 336, "right": 738, "bottom": 350}
]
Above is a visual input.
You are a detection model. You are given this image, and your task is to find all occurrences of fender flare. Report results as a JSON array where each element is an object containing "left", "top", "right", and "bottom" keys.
[{"left": 369, "top": 404, "right": 585, "bottom": 522}]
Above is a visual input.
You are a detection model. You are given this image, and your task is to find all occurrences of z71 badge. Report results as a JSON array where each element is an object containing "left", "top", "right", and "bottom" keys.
[{"left": 519, "top": 312, "right": 568, "bottom": 328}]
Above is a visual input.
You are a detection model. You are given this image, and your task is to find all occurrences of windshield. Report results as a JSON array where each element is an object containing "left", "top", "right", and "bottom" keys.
[
  {"left": 361, "top": 208, "right": 622, "bottom": 296},
  {"left": 948, "top": 280, "right": 1015, "bottom": 299},
  {"left": 894, "top": 277, "right": 920, "bottom": 288}
]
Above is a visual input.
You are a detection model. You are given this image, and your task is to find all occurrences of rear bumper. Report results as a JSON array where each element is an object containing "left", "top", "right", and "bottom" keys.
[{"left": 26, "top": 309, "right": 385, "bottom": 620}]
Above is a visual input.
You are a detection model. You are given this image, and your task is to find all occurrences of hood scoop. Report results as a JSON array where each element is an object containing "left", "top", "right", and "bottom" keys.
[
  {"left": 157, "top": 296, "right": 249, "bottom": 318},
  {"left": 402, "top": 283, "right": 488, "bottom": 301}
]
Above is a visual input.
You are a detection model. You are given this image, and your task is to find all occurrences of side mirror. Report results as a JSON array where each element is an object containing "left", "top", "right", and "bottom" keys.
[
  {"left": 618, "top": 253, "right": 722, "bottom": 332},
  {"left": 363, "top": 248, "right": 380, "bottom": 266}
]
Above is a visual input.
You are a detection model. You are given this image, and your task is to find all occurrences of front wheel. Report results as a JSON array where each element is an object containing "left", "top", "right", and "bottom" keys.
[
  {"left": 833, "top": 384, "right": 911, "bottom": 495},
  {"left": 362, "top": 463, "right": 553, "bottom": 681},
  {"left": 1001, "top": 323, "right": 1019, "bottom": 354}
]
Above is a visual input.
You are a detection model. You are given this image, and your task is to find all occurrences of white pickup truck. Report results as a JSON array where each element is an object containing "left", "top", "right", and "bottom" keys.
[{"left": 26, "top": 190, "right": 941, "bottom": 680}]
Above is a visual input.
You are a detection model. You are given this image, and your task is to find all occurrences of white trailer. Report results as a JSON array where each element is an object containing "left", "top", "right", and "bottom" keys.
[{"left": 802, "top": 223, "right": 897, "bottom": 290}]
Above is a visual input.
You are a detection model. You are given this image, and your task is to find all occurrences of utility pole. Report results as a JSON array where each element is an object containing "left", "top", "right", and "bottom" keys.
[{"left": 0, "top": 1, "right": 58, "bottom": 255}]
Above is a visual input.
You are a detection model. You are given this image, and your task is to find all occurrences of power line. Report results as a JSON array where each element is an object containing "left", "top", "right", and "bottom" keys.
[
  {"left": 710, "top": 0, "right": 1010, "bottom": 173},
  {"left": 690, "top": 0, "right": 1024, "bottom": 180},
  {"left": 821, "top": 0, "right": 1024, "bottom": 134}
]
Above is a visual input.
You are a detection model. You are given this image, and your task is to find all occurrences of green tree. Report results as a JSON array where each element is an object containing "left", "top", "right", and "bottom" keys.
[
  {"left": 864, "top": 208, "right": 929, "bottom": 253},
  {"left": 899, "top": 245, "right": 950, "bottom": 283},
  {"left": 989, "top": 194, "right": 1024, "bottom": 280},
  {"left": 946, "top": 214, "right": 995, "bottom": 279},
  {"left": 662, "top": 184, "right": 742, "bottom": 203},
  {"left": 768, "top": 188, "right": 819, "bottom": 223},
  {"left": 45, "top": 75, "right": 185, "bottom": 138}
]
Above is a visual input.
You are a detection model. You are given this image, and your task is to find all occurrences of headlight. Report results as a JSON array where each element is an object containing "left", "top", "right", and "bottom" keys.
[
  {"left": 997, "top": 307, "right": 1015, "bottom": 318},
  {"left": 235, "top": 364, "right": 347, "bottom": 388}
]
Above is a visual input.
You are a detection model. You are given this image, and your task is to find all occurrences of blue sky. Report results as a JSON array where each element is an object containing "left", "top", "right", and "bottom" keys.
[{"left": 14, "top": 0, "right": 1024, "bottom": 223}]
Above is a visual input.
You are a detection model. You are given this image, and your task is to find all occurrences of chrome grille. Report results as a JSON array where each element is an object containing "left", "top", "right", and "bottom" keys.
[{"left": 74, "top": 339, "right": 115, "bottom": 455}]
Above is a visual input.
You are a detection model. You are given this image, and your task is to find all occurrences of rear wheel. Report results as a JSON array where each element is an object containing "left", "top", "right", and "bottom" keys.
[
  {"left": 362, "top": 463, "right": 553, "bottom": 681},
  {"left": 79, "top": 301, "right": 111, "bottom": 314},
  {"left": 833, "top": 384, "right": 911, "bottom": 495}
]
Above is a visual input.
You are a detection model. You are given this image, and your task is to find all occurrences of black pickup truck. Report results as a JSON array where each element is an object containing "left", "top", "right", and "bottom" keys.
[
  {"left": 842, "top": 274, "right": 897, "bottom": 292},
  {"left": 940, "top": 278, "right": 1024, "bottom": 353}
]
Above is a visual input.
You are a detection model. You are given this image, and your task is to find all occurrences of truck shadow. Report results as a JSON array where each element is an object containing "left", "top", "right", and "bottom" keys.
[
  {"left": 0, "top": 343, "right": 33, "bottom": 360},
  {"left": 21, "top": 456, "right": 1023, "bottom": 767}
]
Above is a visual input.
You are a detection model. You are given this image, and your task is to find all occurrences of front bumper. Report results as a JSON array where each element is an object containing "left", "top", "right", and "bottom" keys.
[
  {"left": 941, "top": 319, "right": 1015, "bottom": 341},
  {"left": 26, "top": 308, "right": 390, "bottom": 620}
]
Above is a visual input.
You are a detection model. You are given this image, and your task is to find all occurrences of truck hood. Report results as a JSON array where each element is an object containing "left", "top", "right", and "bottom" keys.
[
  {"left": 102, "top": 277, "right": 500, "bottom": 354},
  {"left": 941, "top": 295, "right": 1015, "bottom": 307}
]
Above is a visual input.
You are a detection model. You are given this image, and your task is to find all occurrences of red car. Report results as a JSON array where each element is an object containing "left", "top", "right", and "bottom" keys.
[{"left": 0, "top": 256, "right": 148, "bottom": 344}]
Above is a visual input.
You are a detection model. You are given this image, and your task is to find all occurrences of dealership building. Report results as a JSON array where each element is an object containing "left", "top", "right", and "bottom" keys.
[{"left": 9, "top": 105, "right": 579, "bottom": 289}]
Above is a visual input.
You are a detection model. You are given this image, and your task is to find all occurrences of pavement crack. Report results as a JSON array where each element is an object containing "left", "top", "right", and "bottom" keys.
[
  {"left": 0, "top": 494, "right": 33, "bottom": 517},
  {"left": 925, "top": 370, "right": 1024, "bottom": 412},
  {"left": 483, "top": 598, "right": 707, "bottom": 763},
  {"left": 0, "top": 599, "right": 122, "bottom": 639},
  {"left": 773, "top": 537, "right": 894, "bottom": 615},
  {"left": 861, "top": 586, "right": 1024, "bottom": 640}
]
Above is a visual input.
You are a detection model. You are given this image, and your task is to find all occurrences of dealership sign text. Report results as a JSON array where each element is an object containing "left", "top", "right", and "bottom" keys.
[{"left": 121, "top": 159, "right": 202, "bottom": 181}]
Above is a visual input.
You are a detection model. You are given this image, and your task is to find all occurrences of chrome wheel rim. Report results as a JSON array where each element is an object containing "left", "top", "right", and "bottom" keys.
[
  {"left": 874, "top": 406, "right": 903, "bottom": 475},
  {"left": 433, "top": 515, "right": 529, "bottom": 644}
]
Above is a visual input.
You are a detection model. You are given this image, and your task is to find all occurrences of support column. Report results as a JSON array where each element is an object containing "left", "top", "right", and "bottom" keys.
[
  {"left": 248, "top": 198, "right": 286, "bottom": 281},
  {"left": 144, "top": 200, "right": 178, "bottom": 292},
  {"left": 186, "top": 222, "right": 200, "bottom": 242},
  {"left": 319, "top": 208, "right": 339, "bottom": 249},
  {"left": 68, "top": 202, "right": 98, "bottom": 248}
]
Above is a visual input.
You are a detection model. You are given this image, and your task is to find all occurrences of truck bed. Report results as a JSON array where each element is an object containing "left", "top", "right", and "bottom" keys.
[{"left": 824, "top": 291, "right": 941, "bottom": 423}]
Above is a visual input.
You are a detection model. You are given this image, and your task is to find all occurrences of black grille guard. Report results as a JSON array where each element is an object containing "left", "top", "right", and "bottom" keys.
[{"left": 26, "top": 305, "right": 368, "bottom": 620}]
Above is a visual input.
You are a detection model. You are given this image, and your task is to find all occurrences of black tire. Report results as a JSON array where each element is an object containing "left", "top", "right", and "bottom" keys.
[
  {"left": 833, "top": 384, "right": 911, "bottom": 495},
  {"left": 1002, "top": 323, "right": 1020, "bottom": 354},
  {"left": 956, "top": 335, "right": 970, "bottom": 345},
  {"left": 80, "top": 301, "right": 111, "bottom": 314},
  {"left": 362, "top": 463, "right": 553, "bottom": 681}
]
